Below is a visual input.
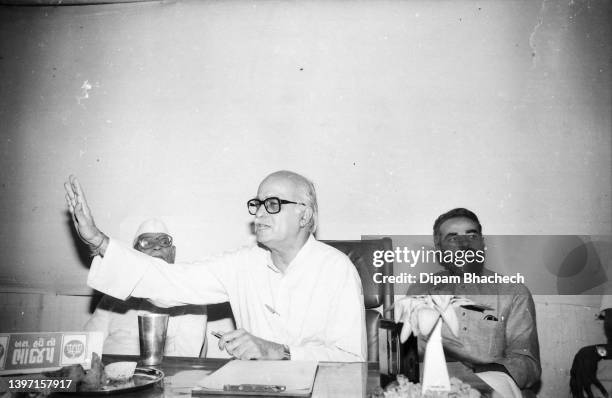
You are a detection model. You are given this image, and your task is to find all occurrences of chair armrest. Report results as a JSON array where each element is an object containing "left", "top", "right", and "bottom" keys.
[{"left": 379, "top": 318, "right": 400, "bottom": 331}]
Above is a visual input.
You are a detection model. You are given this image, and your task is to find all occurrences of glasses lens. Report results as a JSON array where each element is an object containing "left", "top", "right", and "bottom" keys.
[
  {"left": 138, "top": 235, "right": 172, "bottom": 249},
  {"left": 158, "top": 236, "right": 172, "bottom": 247},
  {"left": 247, "top": 199, "right": 260, "bottom": 215},
  {"left": 264, "top": 198, "right": 281, "bottom": 214}
]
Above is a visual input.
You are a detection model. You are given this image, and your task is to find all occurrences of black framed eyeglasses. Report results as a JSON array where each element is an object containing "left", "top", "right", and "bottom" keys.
[
  {"left": 136, "top": 234, "right": 173, "bottom": 250},
  {"left": 247, "top": 197, "right": 306, "bottom": 215}
]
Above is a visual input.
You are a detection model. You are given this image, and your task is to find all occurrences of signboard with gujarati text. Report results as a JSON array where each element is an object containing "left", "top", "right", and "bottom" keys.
[{"left": 0, "top": 331, "right": 103, "bottom": 375}]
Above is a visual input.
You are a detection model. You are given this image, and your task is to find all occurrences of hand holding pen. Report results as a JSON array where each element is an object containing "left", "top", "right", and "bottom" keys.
[{"left": 211, "top": 329, "right": 290, "bottom": 360}]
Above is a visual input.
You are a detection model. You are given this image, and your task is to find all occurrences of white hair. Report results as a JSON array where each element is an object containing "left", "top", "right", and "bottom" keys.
[{"left": 266, "top": 170, "right": 318, "bottom": 233}]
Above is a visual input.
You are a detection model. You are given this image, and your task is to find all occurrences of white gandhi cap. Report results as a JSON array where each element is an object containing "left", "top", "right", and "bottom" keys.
[{"left": 133, "top": 218, "right": 170, "bottom": 246}]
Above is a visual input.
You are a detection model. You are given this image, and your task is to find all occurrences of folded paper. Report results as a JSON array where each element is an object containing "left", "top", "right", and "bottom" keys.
[
  {"left": 392, "top": 294, "right": 481, "bottom": 394},
  {"left": 196, "top": 360, "right": 318, "bottom": 396}
]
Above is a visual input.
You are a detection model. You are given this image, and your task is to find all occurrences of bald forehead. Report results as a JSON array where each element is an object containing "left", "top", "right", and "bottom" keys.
[{"left": 258, "top": 174, "right": 299, "bottom": 198}]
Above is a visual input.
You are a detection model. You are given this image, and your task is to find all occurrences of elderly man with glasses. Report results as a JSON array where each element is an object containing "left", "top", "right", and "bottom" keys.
[
  {"left": 65, "top": 171, "right": 366, "bottom": 362},
  {"left": 84, "top": 219, "right": 208, "bottom": 358}
]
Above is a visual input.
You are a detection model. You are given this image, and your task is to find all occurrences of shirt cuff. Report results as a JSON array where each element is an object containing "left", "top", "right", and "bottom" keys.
[
  {"left": 287, "top": 345, "right": 307, "bottom": 361},
  {"left": 473, "top": 363, "right": 511, "bottom": 376},
  {"left": 87, "top": 238, "right": 148, "bottom": 300}
]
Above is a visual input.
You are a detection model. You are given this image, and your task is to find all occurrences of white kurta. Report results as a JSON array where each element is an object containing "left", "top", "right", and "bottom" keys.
[
  {"left": 84, "top": 296, "right": 207, "bottom": 357},
  {"left": 88, "top": 235, "right": 367, "bottom": 362}
]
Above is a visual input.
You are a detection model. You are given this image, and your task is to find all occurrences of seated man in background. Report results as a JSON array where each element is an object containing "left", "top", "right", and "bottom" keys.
[
  {"left": 84, "top": 218, "right": 208, "bottom": 357},
  {"left": 398, "top": 208, "right": 541, "bottom": 398},
  {"left": 570, "top": 295, "right": 612, "bottom": 398},
  {"left": 66, "top": 171, "right": 366, "bottom": 361}
]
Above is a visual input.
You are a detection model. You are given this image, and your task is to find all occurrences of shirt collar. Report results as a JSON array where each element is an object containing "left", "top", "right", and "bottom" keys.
[{"left": 265, "top": 234, "right": 315, "bottom": 274}]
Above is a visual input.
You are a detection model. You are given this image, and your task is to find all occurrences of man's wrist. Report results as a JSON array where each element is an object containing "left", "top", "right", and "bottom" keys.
[
  {"left": 89, "top": 233, "right": 109, "bottom": 257},
  {"left": 473, "top": 363, "right": 510, "bottom": 376}
]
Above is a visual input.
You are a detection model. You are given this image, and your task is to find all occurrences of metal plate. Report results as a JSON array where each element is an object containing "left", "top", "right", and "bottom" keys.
[{"left": 71, "top": 367, "right": 164, "bottom": 395}]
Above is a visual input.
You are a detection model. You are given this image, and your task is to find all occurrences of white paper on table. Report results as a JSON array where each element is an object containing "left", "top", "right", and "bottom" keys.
[
  {"left": 167, "top": 370, "right": 212, "bottom": 388},
  {"left": 422, "top": 318, "right": 451, "bottom": 393},
  {"left": 197, "top": 360, "right": 318, "bottom": 392}
]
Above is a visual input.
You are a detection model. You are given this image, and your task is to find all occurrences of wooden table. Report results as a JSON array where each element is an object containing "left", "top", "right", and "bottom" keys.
[
  {"left": 0, "top": 356, "right": 494, "bottom": 397},
  {"left": 0, "top": 356, "right": 493, "bottom": 397},
  {"left": 96, "top": 355, "right": 492, "bottom": 398},
  {"left": 101, "top": 355, "right": 381, "bottom": 398}
]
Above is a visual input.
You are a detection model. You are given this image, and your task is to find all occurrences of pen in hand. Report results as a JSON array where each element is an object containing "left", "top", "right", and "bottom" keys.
[
  {"left": 211, "top": 330, "right": 259, "bottom": 360},
  {"left": 211, "top": 330, "right": 239, "bottom": 359}
]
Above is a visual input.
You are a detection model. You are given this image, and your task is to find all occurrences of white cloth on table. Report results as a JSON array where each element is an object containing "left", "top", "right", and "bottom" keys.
[{"left": 87, "top": 235, "right": 366, "bottom": 362}]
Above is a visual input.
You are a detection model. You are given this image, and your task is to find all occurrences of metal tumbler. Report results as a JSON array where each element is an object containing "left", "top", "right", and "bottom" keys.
[{"left": 138, "top": 313, "right": 169, "bottom": 366}]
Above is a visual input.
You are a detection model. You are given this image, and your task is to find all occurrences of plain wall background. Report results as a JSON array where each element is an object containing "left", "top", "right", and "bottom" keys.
[
  {"left": 0, "top": 0, "right": 610, "bottom": 396},
  {"left": 1, "top": 0, "right": 609, "bottom": 292}
]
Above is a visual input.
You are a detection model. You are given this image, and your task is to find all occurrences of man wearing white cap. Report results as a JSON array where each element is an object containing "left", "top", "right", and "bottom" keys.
[{"left": 84, "top": 218, "right": 208, "bottom": 357}]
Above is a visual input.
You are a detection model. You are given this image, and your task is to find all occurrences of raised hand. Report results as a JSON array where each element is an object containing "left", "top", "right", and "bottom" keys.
[
  {"left": 64, "top": 175, "right": 108, "bottom": 255},
  {"left": 217, "top": 329, "right": 286, "bottom": 360}
]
